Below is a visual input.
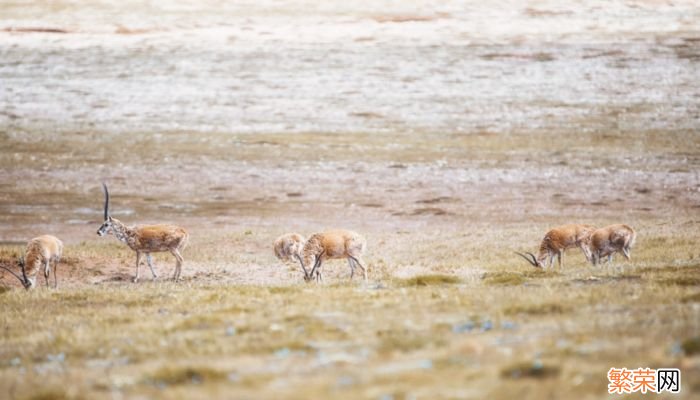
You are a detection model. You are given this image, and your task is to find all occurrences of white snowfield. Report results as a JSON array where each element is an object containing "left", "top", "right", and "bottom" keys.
[{"left": 1, "top": 0, "right": 698, "bottom": 134}]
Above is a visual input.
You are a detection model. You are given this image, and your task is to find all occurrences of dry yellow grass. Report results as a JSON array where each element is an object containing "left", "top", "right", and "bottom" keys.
[{"left": 1, "top": 228, "right": 698, "bottom": 399}]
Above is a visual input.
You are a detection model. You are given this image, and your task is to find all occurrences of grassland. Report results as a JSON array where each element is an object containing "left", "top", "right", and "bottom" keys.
[{"left": 1, "top": 219, "right": 699, "bottom": 399}]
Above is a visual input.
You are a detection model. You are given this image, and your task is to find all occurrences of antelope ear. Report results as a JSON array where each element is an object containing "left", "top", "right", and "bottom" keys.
[{"left": 107, "top": 216, "right": 113, "bottom": 221}]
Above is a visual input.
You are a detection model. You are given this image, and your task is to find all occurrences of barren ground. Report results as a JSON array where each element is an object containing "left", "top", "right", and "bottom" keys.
[{"left": 1, "top": 1, "right": 699, "bottom": 399}]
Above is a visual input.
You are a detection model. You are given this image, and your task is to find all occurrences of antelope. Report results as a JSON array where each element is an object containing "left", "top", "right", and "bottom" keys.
[
  {"left": 516, "top": 224, "right": 596, "bottom": 269},
  {"left": 96, "top": 183, "right": 189, "bottom": 282},
  {"left": 273, "top": 233, "right": 306, "bottom": 271},
  {"left": 583, "top": 224, "right": 636, "bottom": 266},
  {"left": 0, "top": 235, "right": 63, "bottom": 290},
  {"left": 300, "top": 229, "right": 367, "bottom": 283}
]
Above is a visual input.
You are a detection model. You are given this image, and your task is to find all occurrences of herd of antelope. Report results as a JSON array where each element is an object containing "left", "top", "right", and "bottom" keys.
[
  {"left": 515, "top": 223, "right": 637, "bottom": 269},
  {"left": 274, "top": 230, "right": 368, "bottom": 283},
  {"left": 0, "top": 184, "right": 636, "bottom": 290}
]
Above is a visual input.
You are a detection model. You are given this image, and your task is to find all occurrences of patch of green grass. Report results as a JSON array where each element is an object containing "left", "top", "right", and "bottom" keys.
[{"left": 397, "top": 274, "right": 461, "bottom": 286}]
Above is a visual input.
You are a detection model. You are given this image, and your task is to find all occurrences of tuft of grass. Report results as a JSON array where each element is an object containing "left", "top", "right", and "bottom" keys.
[
  {"left": 376, "top": 329, "right": 437, "bottom": 353},
  {"left": 173, "top": 314, "right": 227, "bottom": 331},
  {"left": 656, "top": 276, "right": 700, "bottom": 286},
  {"left": 483, "top": 272, "right": 525, "bottom": 286},
  {"left": 638, "top": 265, "right": 700, "bottom": 274},
  {"left": 521, "top": 269, "right": 561, "bottom": 278},
  {"left": 681, "top": 337, "right": 700, "bottom": 356},
  {"left": 282, "top": 314, "right": 349, "bottom": 341},
  {"left": 681, "top": 292, "right": 700, "bottom": 303},
  {"left": 59, "top": 255, "right": 81, "bottom": 266},
  {"left": 397, "top": 274, "right": 461, "bottom": 286},
  {"left": 147, "top": 366, "right": 227, "bottom": 386},
  {"left": 246, "top": 340, "right": 311, "bottom": 354},
  {"left": 268, "top": 286, "right": 301, "bottom": 294},
  {"left": 51, "top": 292, "right": 90, "bottom": 303},
  {"left": 504, "top": 302, "right": 570, "bottom": 315},
  {"left": 22, "top": 388, "right": 80, "bottom": 400},
  {"left": 501, "top": 361, "right": 560, "bottom": 379}
]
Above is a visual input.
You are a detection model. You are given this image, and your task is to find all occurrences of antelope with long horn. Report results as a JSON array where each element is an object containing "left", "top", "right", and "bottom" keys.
[
  {"left": 515, "top": 224, "right": 595, "bottom": 270},
  {"left": 0, "top": 235, "right": 63, "bottom": 290},
  {"left": 96, "top": 183, "right": 189, "bottom": 282},
  {"left": 0, "top": 259, "right": 30, "bottom": 289},
  {"left": 583, "top": 224, "right": 636, "bottom": 266},
  {"left": 300, "top": 229, "right": 367, "bottom": 283}
]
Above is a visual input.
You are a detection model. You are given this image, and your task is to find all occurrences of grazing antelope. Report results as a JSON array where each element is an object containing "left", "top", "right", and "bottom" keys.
[
  {"left": 300, "top": 229, "right": 367, "bottom": 283},
  {"left": 516, "top": 224, "right": 596, "bottom": 269},
  {"left": 273, "top": 233, "right": 306, "bottom": 271},
  {"left": 583, "top": 224, "right": 636, "bottom": 266},
  {"left": 96, "top": 183, "right": 189, "bottom": 282},
  {"left": 0, "top": 235, "right": 63, "bottom": 290}
]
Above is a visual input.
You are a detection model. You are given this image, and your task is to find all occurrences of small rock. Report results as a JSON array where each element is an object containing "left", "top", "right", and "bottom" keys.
[
  {"left": 47, "top": 353, "right": 65, "bottom": 363},
  {"left": 275, "top": 347, "right": 291, "bottom": 358},
  {"left": 670, "top": 341, "right": 683, "bottom": 356},
  {"left": 452, "top": 321, "right": 475, "bottom": 333},
  {"left": 336, "top": 375, "right": 355, "bottom": 387},
  {"left": 501, "top": 321, "right": 516, "bottom": 330},
  {"left": 533, "top": 359, "right": 543, "bottom": 370}
]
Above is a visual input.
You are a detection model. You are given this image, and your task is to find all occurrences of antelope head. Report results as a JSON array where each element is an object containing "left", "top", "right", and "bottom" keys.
[
  {"left": 97, "top": 183, "right": 114, "bottom": 236},
  {"left": 0, "top": 256, "right": 32, "bottom": 289},
  {"left": 515, "top": 251, "right": 542, "bottom": 268}
]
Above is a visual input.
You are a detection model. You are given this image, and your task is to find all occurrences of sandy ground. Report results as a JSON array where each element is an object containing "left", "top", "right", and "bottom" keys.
[{"left": 1, "top": 1, "right": 699, "bottom": 135}]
